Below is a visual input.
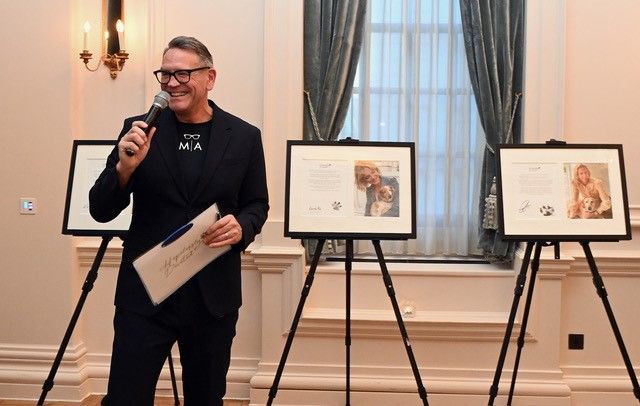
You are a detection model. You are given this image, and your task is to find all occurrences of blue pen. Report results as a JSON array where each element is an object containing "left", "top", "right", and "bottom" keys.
[{"left": 161, "top": 222, "right": 194, "bottom": 247}]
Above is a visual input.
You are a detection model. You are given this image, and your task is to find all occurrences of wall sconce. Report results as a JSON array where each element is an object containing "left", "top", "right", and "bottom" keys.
[{"left": 79, "top": 0, "right": 128, "bottom": 79}]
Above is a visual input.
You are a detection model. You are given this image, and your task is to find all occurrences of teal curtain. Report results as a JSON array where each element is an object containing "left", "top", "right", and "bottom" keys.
[
  {"left": 302, "top": 0, "right": 367, "bottom": 257},
  {"left": 303, "top": 0, "right": 367, "bottom": 141},
  {"left": 460, "top": 0, "right": 525, "bottom": 262}
]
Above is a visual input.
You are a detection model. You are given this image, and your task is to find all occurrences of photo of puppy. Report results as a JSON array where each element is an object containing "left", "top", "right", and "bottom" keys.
[
  {"left": 370, "top": 185, "right": 395, "bottom": 217},
  {"left": 579, "top": 197, "right": 603, "bottom": 219}
]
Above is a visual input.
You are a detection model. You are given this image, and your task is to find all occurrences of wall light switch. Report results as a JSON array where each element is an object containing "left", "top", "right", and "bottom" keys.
[{"left": 19, "top": 198, "right": 37, "bottom": 215}]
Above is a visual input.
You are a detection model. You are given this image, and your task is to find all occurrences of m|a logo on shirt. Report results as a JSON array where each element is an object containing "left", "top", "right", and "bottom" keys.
[{"left": 179, "top": 133, "right": 202, "bottom": 151}]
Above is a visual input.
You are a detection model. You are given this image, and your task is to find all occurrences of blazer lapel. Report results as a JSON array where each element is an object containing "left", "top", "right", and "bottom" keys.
[
  {"left": 154, "top": 110, "right": 189, "bottom": 200},
  {"left": 192, "top": 102, "right": 232, "bottom": 201}
]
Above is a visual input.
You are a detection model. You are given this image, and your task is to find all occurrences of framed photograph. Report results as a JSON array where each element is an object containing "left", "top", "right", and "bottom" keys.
[
  {"left": 496, "top": 144, "right": 631, "bottom": 241},
  {"left": 284, "top": 140, "right": 416, "bottom": 239},
  {"left": 62, "top": 140, "right": 132, "bottom": 236}
]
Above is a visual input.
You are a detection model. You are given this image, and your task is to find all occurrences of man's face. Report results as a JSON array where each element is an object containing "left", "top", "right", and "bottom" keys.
[{"left": 160, "top": 48, "right": 216, "bottom": 122}]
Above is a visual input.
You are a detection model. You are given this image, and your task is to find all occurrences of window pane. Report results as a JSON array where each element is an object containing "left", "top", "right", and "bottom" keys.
[{"left": 338, "top": 0, "right": 483, "bottom": 256}]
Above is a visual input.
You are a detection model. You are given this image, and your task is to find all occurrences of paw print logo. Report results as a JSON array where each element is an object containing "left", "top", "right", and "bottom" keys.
[
  {"left": 539, "top": 205, "right": 555, "bottom": 216},
  {"left": 331, "top": 201, "right": 342, "bottom": 211}
]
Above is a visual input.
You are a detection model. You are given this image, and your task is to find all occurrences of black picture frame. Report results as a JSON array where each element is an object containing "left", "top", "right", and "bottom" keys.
[
  {"left": 496, "top": 143, "right": 631, "bottom": 241},
  {"left": 62, "top": 140, "right": 131, "bottom": 236},
  {"left": 284, "top": 140, "right": 416, "bottom": 240}
]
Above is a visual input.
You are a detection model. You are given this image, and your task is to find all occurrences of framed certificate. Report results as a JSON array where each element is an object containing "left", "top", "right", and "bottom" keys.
[
  {"left": 62, "top": 140, "right": 132, "bottom": 236},
  {"left": 496, "top": 144, "right": 631, "bottom": 241},
  {"left": 284, "top": 140, "right": 416, "bottom": 239}
]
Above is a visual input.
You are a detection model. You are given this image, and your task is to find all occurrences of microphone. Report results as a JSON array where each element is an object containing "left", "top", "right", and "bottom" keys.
[{"left": 124, "top": 91, "right": 170, "bottom": 156}]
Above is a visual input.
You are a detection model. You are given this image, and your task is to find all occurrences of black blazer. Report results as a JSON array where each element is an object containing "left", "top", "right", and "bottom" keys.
[{"left": 90, "top": 101, "right": 269, "bottom": 316}]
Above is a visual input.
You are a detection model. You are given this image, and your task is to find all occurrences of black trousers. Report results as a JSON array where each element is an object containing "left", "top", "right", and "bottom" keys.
[{"left": 103, "top": 279, "right": 238, "bottom": 406}]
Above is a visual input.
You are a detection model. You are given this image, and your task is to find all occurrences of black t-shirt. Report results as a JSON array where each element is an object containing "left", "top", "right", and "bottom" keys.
[{"left": 175, "top": 119, "right": 213, "bottom": 197}]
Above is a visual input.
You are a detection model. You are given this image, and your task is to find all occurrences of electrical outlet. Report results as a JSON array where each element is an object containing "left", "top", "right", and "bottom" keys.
[
  {"left": 400, "top": 300, "right": 416, "bottom": 318},
  {"left": 568, "top": 333, "right": 584, "bottom": 350}
]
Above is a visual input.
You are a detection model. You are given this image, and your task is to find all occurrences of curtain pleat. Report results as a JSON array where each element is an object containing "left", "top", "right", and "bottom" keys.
[
  {"left": 303, "top": 0, "right": 368, "bottom": 257},
  {"left": 304, "top": 0, "right": 368, "bottom": 141},
  {"left": 460, "top": 0, "right": 525, "bottom": 262}
]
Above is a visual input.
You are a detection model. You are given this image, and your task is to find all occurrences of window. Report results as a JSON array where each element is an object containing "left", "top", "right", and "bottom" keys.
[{"left": 340, "top": 0, "right": 484, "bottom": 257}]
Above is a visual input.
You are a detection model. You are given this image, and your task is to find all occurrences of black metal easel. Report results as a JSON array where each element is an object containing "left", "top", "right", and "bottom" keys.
[
  {"left": 267, "top": 238, "right": 429, "bottom": 406},
  {"left": 37, "top": 236, "right": 180, "bottom": 406},
  {"left": 487, "top": 240, "right": 640, "bottom": 405}
]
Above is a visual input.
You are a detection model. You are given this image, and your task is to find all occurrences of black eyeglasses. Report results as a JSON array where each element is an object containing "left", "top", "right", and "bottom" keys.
[{"left": 153, "top": 66, "right": 210, "bottom": 84}]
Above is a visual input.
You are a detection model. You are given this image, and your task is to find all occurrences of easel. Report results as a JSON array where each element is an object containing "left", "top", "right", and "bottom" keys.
[
  {"left": 487, "top": 240, "right": 640, "bottom": 405},
  {"left": 37, "top": 236, "right": 181, "bottom": 406},
  {"left": 267, "top": 238, "right": 429, "bottom": 406},
  {"left": 42, "top": 140, "right": 180, "bottom": 405}
]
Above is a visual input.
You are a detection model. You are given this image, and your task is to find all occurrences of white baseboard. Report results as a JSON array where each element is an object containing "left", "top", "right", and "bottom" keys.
[
  {"left": 0, "top": 343, "right": 258, "bottom": 402},
  {"left": 0, "top": 343, "right": 87, "bottom": 401},
  {"left": 1, "top": 343, "right": 638, "bottom": 404}
]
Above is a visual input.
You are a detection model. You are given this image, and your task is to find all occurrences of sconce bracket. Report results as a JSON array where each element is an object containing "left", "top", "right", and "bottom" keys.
[{"left": 103, "top": 51, "right": 129, "bottom": 79}]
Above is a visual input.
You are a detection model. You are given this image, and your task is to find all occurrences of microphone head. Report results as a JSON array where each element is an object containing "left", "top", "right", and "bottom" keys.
[{"left": 153, "top": 91, "right": 170, "bottom": 109}]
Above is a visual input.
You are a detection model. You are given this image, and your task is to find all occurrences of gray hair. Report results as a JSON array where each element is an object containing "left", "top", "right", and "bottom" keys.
[{"left": 164, "top": 36, "right": 213, "bottom": 66}]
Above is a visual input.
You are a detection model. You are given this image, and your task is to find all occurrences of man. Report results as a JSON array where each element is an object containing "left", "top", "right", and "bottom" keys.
[{"left": 90, "top": 36, "right": 269, "bottom": 405}]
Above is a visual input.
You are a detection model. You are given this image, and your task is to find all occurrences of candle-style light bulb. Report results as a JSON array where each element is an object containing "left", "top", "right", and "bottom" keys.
[
  {"left": 116, "top": 19, "right": 125, "bottom": 51},
  {"left": 104, "top": 30, "right": 109, "bottom": 55},
  {"left": 82, "top": 21, "right": 91, "bottom": 50}
]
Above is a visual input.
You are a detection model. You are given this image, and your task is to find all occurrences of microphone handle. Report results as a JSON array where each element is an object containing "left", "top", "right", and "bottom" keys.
[
  {"left": 143, "top": 105, "right": 163, "bottom": 133},
  {"left": 124, "top": 105, "right": 162, "bottom": 156}
]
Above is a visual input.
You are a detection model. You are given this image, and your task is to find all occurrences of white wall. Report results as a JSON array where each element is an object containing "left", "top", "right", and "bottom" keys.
[
  {"left": 559, "top": 2, "right": 640, "bottom": 404},
  {"left": 564, "top": 0, "right": 640, "bottom": 202},
  {"left": 0, "top": 0, "right": 639, "bottom": 405},
  {"left": 0, "top": 1, "right": 75, "bottom": 344}
]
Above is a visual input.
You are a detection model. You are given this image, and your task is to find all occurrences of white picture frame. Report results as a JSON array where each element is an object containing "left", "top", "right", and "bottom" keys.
[
  {"left": 496, "top": 144, "right": 631, "bottom": 241},
  {"left": 284, "top": 140, "right": 416, "bottom": 240}
]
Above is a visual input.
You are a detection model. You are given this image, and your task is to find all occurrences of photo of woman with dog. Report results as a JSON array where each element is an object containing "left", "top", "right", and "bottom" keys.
[
  {"left": 354, "top": 160, "right": 400, "bottom": 217},
  {"left": 566, "top": 163, "right": 612, "bottom": 219}
]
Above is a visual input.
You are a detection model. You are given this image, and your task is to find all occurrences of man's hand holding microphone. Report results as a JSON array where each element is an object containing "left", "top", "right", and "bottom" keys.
[{"left": 116, "top": 91, "right": 170, "bottom": 187}]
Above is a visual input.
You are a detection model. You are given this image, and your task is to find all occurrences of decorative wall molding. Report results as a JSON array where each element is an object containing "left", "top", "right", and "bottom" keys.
[
  {"left": 260, "top": 0, "right": 304, "bottom": 228},
  {"left": 69, "top": 235, "right": 640, "bottom": 405},
  {"left": 629, "top": 204, "right": 640, "bottom": 227},
  {"left": 0, "top": 343, "right": 87, "bottom": 401},
  {"left": 7, "top": 233, "right": 639, "bottom": 404},
  {"left": 0, "top": 342, "right": 257, "bottom": 401},
  {"left": 249, "top": 364, "right": 571, "bottom": 405},
  {"left": 251, "top": 246, "right": 305, "bottom": 334},
  {"left": 562, "top": 365, "right": 640, "bottom": 395},
  {"left": 251, "top": 363, "right": 567, "bottom": 392},
  {"left": 145, "top": 0, "right": 166, "bottom": 105},
  {"left": 522, "top": 0, "right": 566, "bottom": 142},
  {"left": 0, "top": 343, "right": 86, "bottom": 383},
  {"left": 297, "top": 307, "right": 531, "bottom": 342},
  {"left": 566, "top": 252, "right": 640, "bottom": 276},
  {"left": 315, "top": 261, "right": 511, "bottom": 277},
  {"left": 249, "top": 388, "right": 572, "bottom": 406},
  {"left": 249, "top": 242, "right": 640, "bottom": 404},
  {"left": 76, "top": 238, "right": 122, "bottom": 268}
]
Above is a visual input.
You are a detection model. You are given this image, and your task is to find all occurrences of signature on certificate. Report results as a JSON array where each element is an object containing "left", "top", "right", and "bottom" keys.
[
  {"left": 518, "top": 200, "right": 530, "bottom": 213},
  {"left": 161, "top": 238, "right": 202, "bottom": 279}
]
